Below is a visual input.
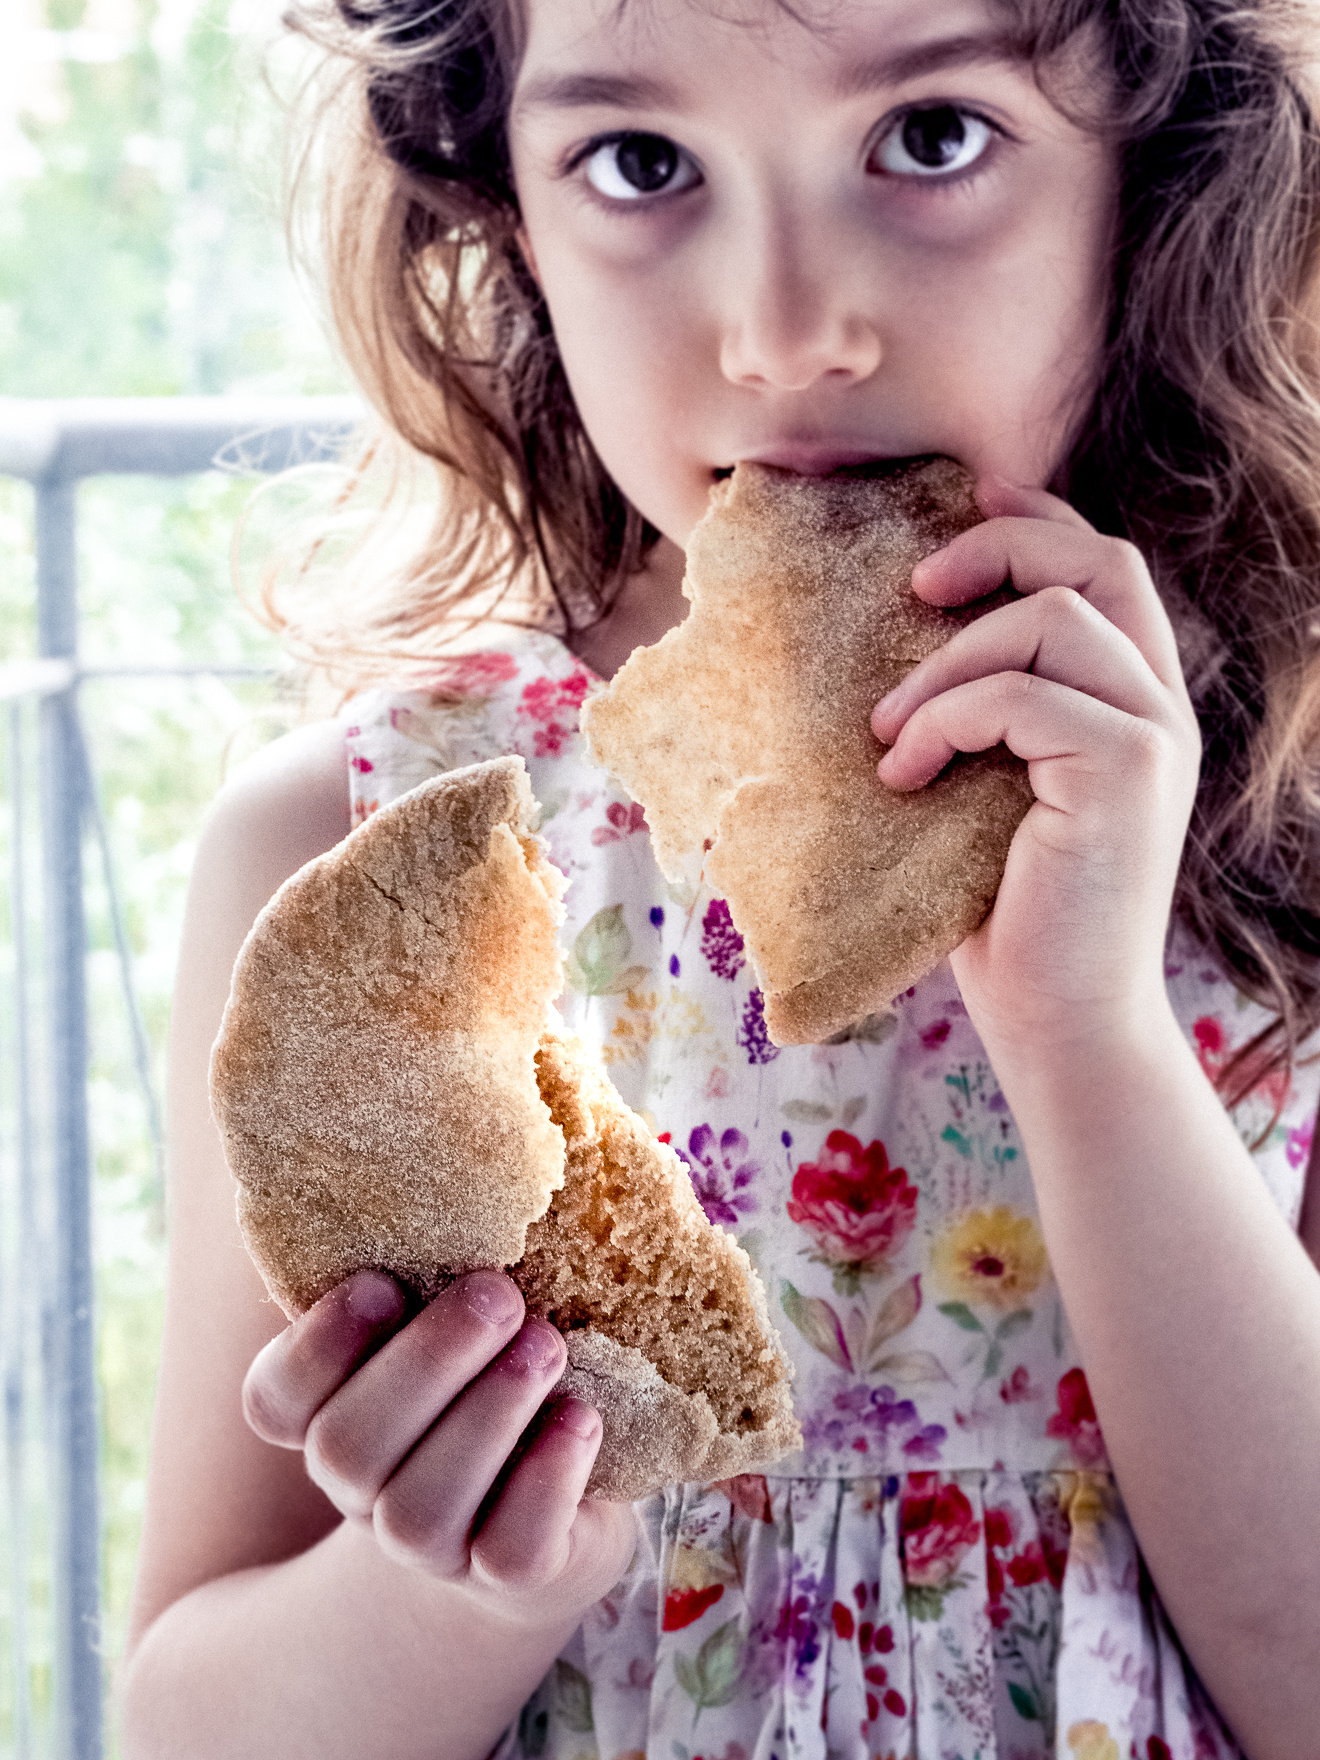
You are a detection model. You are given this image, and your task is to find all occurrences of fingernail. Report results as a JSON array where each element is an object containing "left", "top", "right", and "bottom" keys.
[
  {"left": 554, "top": 1397, "right": 600, "bottom": 1440},
  {"left": 510, "top": 1320, "right": 564, "bottom": 1372},
  {"left": 463, "top": 1272, "right": 523, "bottom": 1326},
  {"left": 344, "top": 1271, "right": 404, "bottom": 1325}
]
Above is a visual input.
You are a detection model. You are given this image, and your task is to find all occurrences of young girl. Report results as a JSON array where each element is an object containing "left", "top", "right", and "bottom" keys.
[{"left": 120, "top": 2, "right": 1320, "bottom": 1757}]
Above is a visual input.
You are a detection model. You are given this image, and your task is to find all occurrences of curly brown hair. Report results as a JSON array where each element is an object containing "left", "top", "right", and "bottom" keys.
[{"left": 271, "top": 0, "right": 1320, "bottom": 1092}]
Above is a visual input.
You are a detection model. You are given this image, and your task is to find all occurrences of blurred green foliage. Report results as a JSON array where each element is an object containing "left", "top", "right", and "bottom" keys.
[
  {"left": 0, "top": 0, "right": 346, "bottom": 398},
  {"left": 0, "top": 0, "right": 346, "bottom": 1750}
]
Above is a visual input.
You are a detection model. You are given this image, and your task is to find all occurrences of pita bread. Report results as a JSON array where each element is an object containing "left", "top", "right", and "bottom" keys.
[
  {"left": 211, "top": 757, "right": 798, "bottom": 1500},
  {"left": 581, "top": 458, "right": 1035, "bottom": 1044}
]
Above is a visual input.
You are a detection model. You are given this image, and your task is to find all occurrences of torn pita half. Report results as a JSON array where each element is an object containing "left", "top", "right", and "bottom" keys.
[
  {"left": 211, "top": 757, "right": 798, "bottom": 1500},
  {"left": 581, "top": 458, "right": 1035, "bottom": 1045}
]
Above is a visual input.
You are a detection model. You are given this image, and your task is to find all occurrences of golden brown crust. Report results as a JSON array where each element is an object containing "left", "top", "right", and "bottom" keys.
[
  {"left": 210, "top": 757, "right": 568, "bottom": 1314},
  {"left": 582, "top": 458, "right": 1035, "bottom": 1043}
]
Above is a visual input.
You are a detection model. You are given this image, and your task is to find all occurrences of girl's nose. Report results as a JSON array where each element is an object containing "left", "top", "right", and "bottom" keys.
[{"left": 717, "top": 218, "right": 883, "bottom": 391}]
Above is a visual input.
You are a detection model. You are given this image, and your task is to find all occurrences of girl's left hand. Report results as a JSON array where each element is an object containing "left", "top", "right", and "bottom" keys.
[{"left": 869, "top": 478, "right": 1202, "bottom": 1053}]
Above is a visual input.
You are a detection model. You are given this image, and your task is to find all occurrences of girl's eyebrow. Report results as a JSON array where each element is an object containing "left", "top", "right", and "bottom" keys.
[
  {"left": 833, "top": 32, "right": 1024, "bottom": 99},
  {"left": 514, "top": 71, "right": 676, "bottom": 113},
  {"left": 515, "top": 33, "right": 1023, "bottom": 117}
]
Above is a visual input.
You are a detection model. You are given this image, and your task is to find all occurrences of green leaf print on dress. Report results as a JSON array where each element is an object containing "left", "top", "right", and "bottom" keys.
[
  {"left": 780, "top": 1282, "right": 853, "bottom": 1371},
  {"left": 554, "top": 1661, "right": 595, "bottom": 1734},
  {"left": 672, "top": 1619, "right": 746, "bottom": 1715},
  {"left": 564, "top": 904, "right": 651, "bottom": 996},
  {"left": 780, "top": 1275, "right": 949, "bottom": 1383}
]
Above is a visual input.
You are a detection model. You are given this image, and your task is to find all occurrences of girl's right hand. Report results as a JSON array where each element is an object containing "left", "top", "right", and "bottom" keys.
[{"left": 241, "top": 1269, "right": 636, "bottom": 1624}]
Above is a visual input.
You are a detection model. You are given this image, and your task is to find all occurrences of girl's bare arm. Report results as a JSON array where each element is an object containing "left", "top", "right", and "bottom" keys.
[
  {"left": 874, "top": 480, "right": 1320, "bottom": 1760},
  {"left": 118, "top": 721, "right": 632, "bottom": 1760},
  {"left": 978, "top": 1002, "right": 1320, "bottom": 1760}
]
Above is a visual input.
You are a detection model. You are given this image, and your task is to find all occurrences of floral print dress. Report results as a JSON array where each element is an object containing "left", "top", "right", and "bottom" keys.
[{"left": 343, "top": 630, "right": 1319, "bottom": 1760}]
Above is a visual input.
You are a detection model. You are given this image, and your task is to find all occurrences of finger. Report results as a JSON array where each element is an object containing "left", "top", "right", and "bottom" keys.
[
  {"left": 372, "top": 1319, "right": 568, "bottom": 1575},
  {"left": 303, "top": 1272, "right": 526, "bottom": 1515},
  {"left": 974, "top": 474, "right": 1092, "bottom": 530},
  {"left": 243, "top": 1270, "right": 407, "bottom": 1448},
  {"left": 876, "top": 670, "right": 1176, "bottom": 803},
  {"left": 910, "top": 521, "right": 1184, "bottom": 695},
  {"left": 470, "top": 1398, "right": 605, "bottom": 1590},
  {"left": 871, "top": 587, "right": 1169, "bottom": 745}
]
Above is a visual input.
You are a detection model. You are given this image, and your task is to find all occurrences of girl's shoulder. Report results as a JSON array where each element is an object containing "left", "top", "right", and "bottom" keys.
[{"left": 198, "top": 717, "right": 353, "bottom": 919}]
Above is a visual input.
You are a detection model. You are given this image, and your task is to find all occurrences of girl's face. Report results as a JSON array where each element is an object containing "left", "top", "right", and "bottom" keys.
[{"left": 509, "top": 0, "right": 1116, "bottom": 549}]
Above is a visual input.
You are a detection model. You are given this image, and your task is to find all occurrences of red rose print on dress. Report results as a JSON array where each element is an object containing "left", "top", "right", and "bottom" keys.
[
  {"left": 899, "top": 1475, "right": 981, "bottom": 1620},
  {"left": 517, "top": 668, "right": 594, "bottom": 758},
  {"left": 1046, "top": 1367, "right": 1109, "bottom": 1468},
  {"left": 591, "top": 800, "right": 647, "bottom": 845},
  {"left": 1192, "top": 1014, "right": 1289, "bottom": 1113},
  {"left": 787, "top": 1131, "right": 917, "bottom": 1293},
  {"left": 712, "top": 1474, "right": 774, "bottom": 1522},
  {"left": 662, "top": 1583, "right": 725, "bottom": 1630},
  {"left": 984, "top": 1501, "right": 1067, "bottom": 1630},
  {"left": 999, "top": 1365, "right": 1042, "bottom": 1404}
]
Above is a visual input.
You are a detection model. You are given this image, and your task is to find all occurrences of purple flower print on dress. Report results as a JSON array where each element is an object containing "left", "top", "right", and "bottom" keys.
[
  {"left": 677, "top": 1125, "right": 760, "bottom": 1228},
  {"left": 902, "top": 1424, "right": 947, "bottom": 1462},
  {"left": 800, "top": 1382, "right": 947, "bottom": 1463},
  {"left": 701, "top": 898, "right": 746, "bottom": 980},
  {"left": 737, "top": 987, "right": 780, "bottom": 1065},
  {"left": 770, "top": 1568, "right": 830, "bottom": 1687}
]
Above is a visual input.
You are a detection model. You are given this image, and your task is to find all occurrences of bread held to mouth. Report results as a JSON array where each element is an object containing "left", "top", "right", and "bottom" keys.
[
  {"left": 581, "top": 457, "right": 1035, "bottom": 1045},
  {"left": 210, "top": 757, "right": 799, "bottom": 1501}
]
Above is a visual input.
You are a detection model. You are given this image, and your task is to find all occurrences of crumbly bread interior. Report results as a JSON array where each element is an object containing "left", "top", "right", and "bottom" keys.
[
  {"left": 582, "top": 458, "right": 1036, "bottom": 1044},
  {"left": 519, "top": 1033, "right": 798, "bottom": 1497},
  {"left": 212, "top": 758, "right": 567, "bottom": 1314}
]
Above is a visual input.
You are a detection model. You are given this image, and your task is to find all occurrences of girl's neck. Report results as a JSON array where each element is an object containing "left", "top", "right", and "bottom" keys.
[{"left": 569, "top": 537, "right": 688, "bottom": 680}]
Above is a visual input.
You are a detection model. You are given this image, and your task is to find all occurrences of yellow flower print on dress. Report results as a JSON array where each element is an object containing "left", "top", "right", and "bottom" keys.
[
  {"left": 930, "top": 1207, "right": 1049, "bottom": 1311},
  {"left": 1066, "top": 1722, "right": 1120, "bottom": 1760},
  {"left": 600, "top": 987, "right": 712, "bottom": 1067}
]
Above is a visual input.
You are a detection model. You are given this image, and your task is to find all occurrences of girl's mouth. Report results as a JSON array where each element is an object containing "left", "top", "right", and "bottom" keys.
[{"left": 715, "top": 447, "right": 933, "bottom": 480}]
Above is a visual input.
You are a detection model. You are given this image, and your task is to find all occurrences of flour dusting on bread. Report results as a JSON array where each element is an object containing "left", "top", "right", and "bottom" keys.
[{"left": 211, "top": 758, "right": 566, "bottom": 1311}]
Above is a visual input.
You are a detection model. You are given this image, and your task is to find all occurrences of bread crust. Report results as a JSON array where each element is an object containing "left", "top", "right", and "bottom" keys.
[
  {"left": 211, "top": 757, "right": 568, "bottom": 1314},
  {"left": 211, "top": 756, "right": 799, "bottom": 1501},
  {"left": 581, "top": 458, "right": 1035, "bottom": 1043}
]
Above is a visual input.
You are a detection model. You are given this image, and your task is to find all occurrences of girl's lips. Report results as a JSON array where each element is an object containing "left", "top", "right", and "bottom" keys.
[{"left": 724, "top": 444, "right": 892, "bottom": 476}]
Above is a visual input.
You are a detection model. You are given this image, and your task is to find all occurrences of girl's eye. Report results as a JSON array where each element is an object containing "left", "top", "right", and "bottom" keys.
[
  {"left": 871, "top": 105, "right": 993, "bottom": 179},
  {"left": 583, "top": 133, "right": 700, "bottom": 201}
]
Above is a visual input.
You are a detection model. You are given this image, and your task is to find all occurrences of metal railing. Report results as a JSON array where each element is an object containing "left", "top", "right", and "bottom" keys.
[{"left": 0, "top": 396, "right": 361, "bottom": 1760}]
